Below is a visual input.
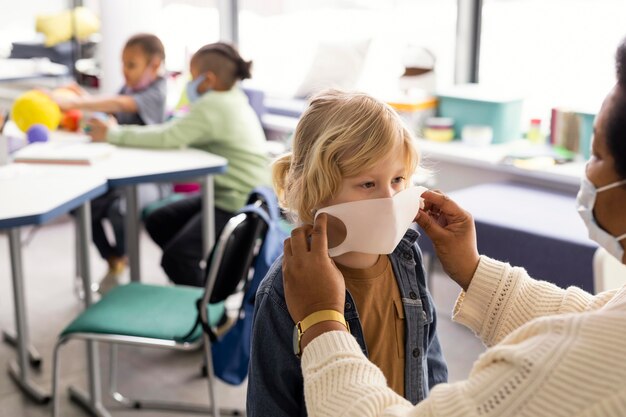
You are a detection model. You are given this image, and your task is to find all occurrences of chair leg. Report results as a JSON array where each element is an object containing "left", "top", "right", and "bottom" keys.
[
  {"left": 104, "top": 342, "right": 235, "bottom": 415},
  {"left": 107, "top": 343, "right": 133, "bottom": 406},
  {"left": 203, "top": 332, "right": 220, "bottom": 417}
]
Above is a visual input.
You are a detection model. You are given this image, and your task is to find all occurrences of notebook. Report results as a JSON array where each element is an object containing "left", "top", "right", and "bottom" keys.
[{"left": 12, "top": 142, "right": 115, "bottom": 165}]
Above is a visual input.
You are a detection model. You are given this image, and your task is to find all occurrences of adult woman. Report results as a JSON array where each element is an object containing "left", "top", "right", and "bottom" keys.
[{"left": 281, "top": 39, "right": 626, "bottom": 417}]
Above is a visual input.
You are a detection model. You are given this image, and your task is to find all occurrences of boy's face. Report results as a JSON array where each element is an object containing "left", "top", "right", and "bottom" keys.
[
  {"left": 323, "top": 141, "right": 408, "bottom": 207},
  {"left": 319, "top": 140, "right": 409, "bottom": 252},
  {"left": 122, "top": 45, "right": 158, "bottom": 88}
]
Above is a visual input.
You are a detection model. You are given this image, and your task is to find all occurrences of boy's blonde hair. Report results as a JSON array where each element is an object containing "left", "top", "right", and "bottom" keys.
[{"left": 273, "top": 89, "right": 420, "bottom": 224}]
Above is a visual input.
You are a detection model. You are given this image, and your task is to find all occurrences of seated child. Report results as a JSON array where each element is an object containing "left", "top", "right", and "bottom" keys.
[
  {"left": 247, "top": 90, "right": 447, "bottom": 416},
  {"left": 87, "top": 42, "right": 271, "bottom": 287},
  {"left": 53, "top": 33, "right": 166, "bottom": 125},
  {"left": 52, "top": 33, "right": 167, "bottom": 292}
]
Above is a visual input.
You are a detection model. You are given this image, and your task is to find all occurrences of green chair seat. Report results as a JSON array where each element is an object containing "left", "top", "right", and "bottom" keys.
[{"left": 62, "top": 283, "right": 225, "bottom": 343}]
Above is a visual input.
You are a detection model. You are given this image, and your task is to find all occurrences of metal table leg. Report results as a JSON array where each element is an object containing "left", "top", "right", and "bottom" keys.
[
  {"left": 6, "top": 228, "right": 50, "bottom": 403},
  {"left": 125, "top": 185, "right": 141, "bottom": 282},
  {"left": 201, "top": 176, "right": 215, "bottom": 259},
  {"left": 2, "top": 330, "right": 42, "bottom": 368},
  {"left": 68, "top": 202, "right": 108, "bottom": 416}
]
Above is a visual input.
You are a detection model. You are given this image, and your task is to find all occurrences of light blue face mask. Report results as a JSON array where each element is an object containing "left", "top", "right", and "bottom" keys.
[{"left": 186, "top": 74, "right": 208, "bottom": 103}]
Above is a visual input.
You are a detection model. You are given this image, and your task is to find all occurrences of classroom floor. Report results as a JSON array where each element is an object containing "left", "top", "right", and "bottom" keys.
[{"left": 0, "top": 216, "right": 485, "bottom": 417}]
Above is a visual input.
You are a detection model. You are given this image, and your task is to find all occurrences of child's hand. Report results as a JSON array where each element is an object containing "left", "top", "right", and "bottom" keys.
[
  {"left": 53, "top": 95, "right": 79, "bottom": 112},
  {"left": 62, "top": 82, "right": 88, "bottom": 97},
  {"left": 282, "top": 213, "right": 346, "bottom": 324},
  {"left": 86, "top": 116, "right": 115, "bottom": 142},
  {"left": 415, "top": 190, "right": 480, "bottom": 291}
]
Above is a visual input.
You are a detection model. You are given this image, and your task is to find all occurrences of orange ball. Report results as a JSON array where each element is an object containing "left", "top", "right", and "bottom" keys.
[{"left": 60, "top": 109, "right": 83, "bottom": 131}]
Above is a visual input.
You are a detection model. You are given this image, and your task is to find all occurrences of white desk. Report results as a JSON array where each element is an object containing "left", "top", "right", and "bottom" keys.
[
  {"left": 10, "top": 128, "right": 229, "bottom": 283},
  {"left": 89, "top": 146, "right": 228, "bottom": 282},
  {"left": 416, "top": 139, "right": 586, "bottom": 194},
  {"left": 0, "top": 164, "right": 107, "bottom": 405}
]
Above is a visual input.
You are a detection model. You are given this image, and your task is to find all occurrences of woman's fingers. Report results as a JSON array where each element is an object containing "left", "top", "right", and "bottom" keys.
[
  {"left": 416, "top": 208, "right": 447, "bottom": 240},
  {"left": 311, "top": 213, "right": 329, "bottom": 254},
  {"left": 283, "top": 238, "right": 293, "bottom": 257},
  {"left": 290, "top": 224, "right": 313, "bottom": 254},
  {"left": 421, "top": 190, "right": 461, "bottom": 215}
]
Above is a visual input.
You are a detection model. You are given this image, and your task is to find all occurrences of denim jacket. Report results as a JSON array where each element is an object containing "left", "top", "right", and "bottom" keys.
[{"left": 246, "top": 229, "right": 448, "bottom": 417}]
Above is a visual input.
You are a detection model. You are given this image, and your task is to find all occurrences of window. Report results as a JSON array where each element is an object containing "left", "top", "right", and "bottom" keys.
[
  {"left": 239, "top": 0, "right": 457, "bottom": 99},
  {"left": 480, "top": 0, "right": 626, "bottom": 125}
]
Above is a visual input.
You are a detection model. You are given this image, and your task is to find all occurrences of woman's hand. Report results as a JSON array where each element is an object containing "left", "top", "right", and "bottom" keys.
[
  {"left": 415, "top": 190, "right": 480, "bottom": 291},
  {"left": 282, "top": 213, "right": 346, "bottom": 323}
]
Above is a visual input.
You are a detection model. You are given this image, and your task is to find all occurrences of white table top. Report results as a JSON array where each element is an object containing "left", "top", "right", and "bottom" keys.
[
  {"left": 416, "top": 138, "right": 586, "bottom": 187},
  {"left": 7, "top": 128, "right": 229, "bottom": 186},
  {"left": 93, "top": 146, "right": 228, "bottom": 187},
  {"left": 0, "top": 164, "right": 107, "bottom": 228}
]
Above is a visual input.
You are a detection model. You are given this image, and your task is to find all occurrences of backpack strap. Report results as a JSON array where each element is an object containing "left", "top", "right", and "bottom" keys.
[{"left": 246, "top": 186, "right": 281, "bottom": 221}]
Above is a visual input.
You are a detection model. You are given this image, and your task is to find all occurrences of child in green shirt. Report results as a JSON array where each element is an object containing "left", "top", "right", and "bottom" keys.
[{"left": 88, "top": 42, "right": 271, "bottom": 286}]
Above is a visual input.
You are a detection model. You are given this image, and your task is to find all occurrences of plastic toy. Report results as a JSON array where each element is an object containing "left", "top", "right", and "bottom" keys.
[
  {"left": 60, "top": 109, "right": 83, "bottom": 131},
  {"left": 26, "top": 124, "right": 50, "bottom": 143},
  {"left": 11, "top": 90, "right": 61, "bottom": 132}
]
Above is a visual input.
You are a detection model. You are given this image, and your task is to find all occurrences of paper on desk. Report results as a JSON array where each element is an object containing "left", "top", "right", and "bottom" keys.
[{"left": 12, "top": 142, "right": 115, "bottom": 165}]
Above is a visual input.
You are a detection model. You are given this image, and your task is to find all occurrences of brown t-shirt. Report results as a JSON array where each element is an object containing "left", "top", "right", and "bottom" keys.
[{"left": 338, "top": 255, "right": 406, "bottom": 397}]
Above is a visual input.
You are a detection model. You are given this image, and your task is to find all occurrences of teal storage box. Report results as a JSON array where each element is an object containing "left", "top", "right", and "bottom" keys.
[{"left": 437, "top": 85, "right": 524, "bottom": 143}]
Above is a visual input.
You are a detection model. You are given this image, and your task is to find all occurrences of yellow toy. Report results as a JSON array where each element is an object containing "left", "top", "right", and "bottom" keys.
[
  {"left": 11, "top": 90, "right": 62, "bottom": 133},
  {"left": 35, "top": 7, "right": 100, "bottom": 47}
]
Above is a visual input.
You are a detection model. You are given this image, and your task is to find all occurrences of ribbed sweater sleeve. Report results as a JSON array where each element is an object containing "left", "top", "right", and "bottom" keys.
[
  {"left": 453, "top": 256, "right": 619, "bottom": 346},
  {"left": 300, "top": 257, "right": 626, "bottom": 417}
]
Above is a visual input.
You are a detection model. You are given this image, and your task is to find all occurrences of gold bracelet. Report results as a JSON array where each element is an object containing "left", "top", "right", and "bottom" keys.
[{"left": 293, "top": 310, "right": 349, "bottom": 357}]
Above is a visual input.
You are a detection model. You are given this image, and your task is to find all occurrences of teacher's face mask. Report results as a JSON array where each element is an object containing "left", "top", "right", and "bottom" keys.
[
  {"left": 577, "top": 174, "right": 626, "bottom": 261},
  {"left": 315, "top": 186, "right": 427, "bottom": 257}
]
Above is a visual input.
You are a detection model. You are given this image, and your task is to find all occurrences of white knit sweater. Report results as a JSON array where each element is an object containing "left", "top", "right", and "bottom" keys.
[{"left": 301, "top": 256, "right": 626, "bottom": 417}]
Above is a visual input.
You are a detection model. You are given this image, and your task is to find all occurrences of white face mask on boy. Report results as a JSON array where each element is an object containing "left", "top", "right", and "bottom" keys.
[
  {"left": 576, "top": 174, "right": 626, "bottom": 261},
  {"left": 315, "top": 186, "right": 427, "bottom": 257}
]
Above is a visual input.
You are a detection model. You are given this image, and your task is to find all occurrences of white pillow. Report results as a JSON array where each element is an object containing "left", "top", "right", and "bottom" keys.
[{"left": 294, "top": 39, "right": 371, "bottom": 99}]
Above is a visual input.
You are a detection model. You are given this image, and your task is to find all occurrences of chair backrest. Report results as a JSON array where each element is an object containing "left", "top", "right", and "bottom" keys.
[
  {"left": 242, "top": 87, "right": 266, "bottom": 122},
  {"left": 208, "top": 186, "right": 288, "bottom": 385},
  {"left": 593, "top": 246, "right": 626, "bottom": 293},
  {"left": 203, "top": 200, "right": 269, "bottom": 305}
]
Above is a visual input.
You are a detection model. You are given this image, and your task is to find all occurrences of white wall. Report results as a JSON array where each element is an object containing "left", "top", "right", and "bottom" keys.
[
  {"left": 0, "top": 0, "right": 66, "bottom": 57},
  {"left": 98, "top": 0, "right": 162, "bottom": 94}
]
